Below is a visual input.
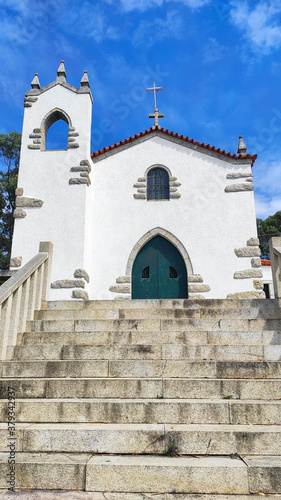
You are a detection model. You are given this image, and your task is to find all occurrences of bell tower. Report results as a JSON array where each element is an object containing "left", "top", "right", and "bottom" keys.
[{"left": 10, "top": 61, "right": 93, "bottom": 300}]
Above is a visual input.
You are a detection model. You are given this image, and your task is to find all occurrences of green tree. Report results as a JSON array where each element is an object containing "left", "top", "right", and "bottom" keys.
[
  {"left": 0, "top": 131, "right": 21, "bottom": 269},
  {"left": 257, "top": 211, "right": 281, "bottom": 258}
]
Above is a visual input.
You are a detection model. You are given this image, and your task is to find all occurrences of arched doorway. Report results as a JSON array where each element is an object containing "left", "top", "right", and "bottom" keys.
[{"left": 132, "top": 235, "right": 188, "bottom": 299}]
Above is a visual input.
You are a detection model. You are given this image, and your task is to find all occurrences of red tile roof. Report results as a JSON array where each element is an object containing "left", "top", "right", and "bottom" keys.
[
  {"left": 91, "top": 127, "right": 257, "bottom": 166},
  {"left": 261, "top": 259, "right": 271, "bottom": 266}
]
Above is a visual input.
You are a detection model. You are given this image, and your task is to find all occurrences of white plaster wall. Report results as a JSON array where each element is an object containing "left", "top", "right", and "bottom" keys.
[
  {"left": 90, "top": 136, "right": 258, "bottom": 299},
  {"left": 11, "top": 84, "right": 93, "bottom": 300},
  {"left": 262, "top": 265, "right": 272, "bottom": 282},
  {"left": 261, "top": 265, "right": 274, "bottom": 298}
]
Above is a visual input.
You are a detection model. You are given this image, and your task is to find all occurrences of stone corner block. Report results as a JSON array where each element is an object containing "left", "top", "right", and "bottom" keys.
[
  {"left": 253, "top": 279, "right": 264, "bottom": 290},
  {"left": 13, "top": 208, "right": 26, "bottom": 219},
  {"left": 234, "top": 269, "right": 263, "bottom": 279},
  {"left": 251, "top": 258, "right": 261, "bottom": 268},
  {"left": 109, "top": 284, "right": 131, "bottom": 294},
  {"left": 51, "top": 279, "right": 85, "bottom": 289},
  {"left": 247, "top": 238, "right": 260, "bottom": 247},
  {"left": 226, "top": 172, "right": 252, "bottom": 179},
  {"left": 247, "top": 237, "right": 260, "bottom": 246},
  {"left": 16, "top": 196, "right": 43, "bottom": 208},
  {"left": 74, "top": 269, "right": 90, "bottom": 283},
  {"left": 72, "top": 289, "right": 89, "bottom": 301},
  {"left": 10, "top": 257, "right": 22, "bottom": 268},
  {"left": 116, "top": 276, "right": 131, "bottom": 284},
  {"left": 235, "top": 247, "right": 261, "bottom": 258},
  {"left": 80, "top": 159, "right": 91, "bottom": 172},
  {"left": 187, "top": 294, "right": 205, "bottom": 299},
  {"left": 188, "top": 274, "right": 203, "bottom": 283},
  {"left": 188, "top": 283, "right": 211, "bottom": 293},
  {"left": 225, "top": 183, "right": 254, "bottom": 192},
  {"left": 69, "top": 178, "right": 88, "bottom": 185},
  {"left": 227, "top": 291, "right": 266, "bottom": 299},
  {"left": 134, "top": 193, "right": 146, "bottom": 199},
  {"left": 15, "top": 187, "right": 24, "bottom": 196},
  {"left": 114, "top": 295, "right": 131, "bottom": 301}
]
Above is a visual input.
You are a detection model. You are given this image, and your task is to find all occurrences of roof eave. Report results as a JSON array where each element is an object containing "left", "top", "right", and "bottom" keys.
[{"left": 91, "top": 128, "right": 257, "bottom": 167}]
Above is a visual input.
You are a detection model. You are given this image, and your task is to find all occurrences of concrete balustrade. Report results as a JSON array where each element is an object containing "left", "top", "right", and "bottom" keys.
[
  {"left": 269, "top": 237, "right": 281, "bottom": 299},
  {"left": 0, "top": 242, "right": 53, "bottom": 361}
]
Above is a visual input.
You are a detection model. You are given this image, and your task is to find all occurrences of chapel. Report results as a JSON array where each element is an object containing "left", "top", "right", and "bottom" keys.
[{"left": 10, "top": 61, "right": 264, "bottom": 301}]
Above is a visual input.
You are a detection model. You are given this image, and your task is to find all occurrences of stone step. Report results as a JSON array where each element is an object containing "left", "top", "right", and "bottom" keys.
[
  {"left": 10, "top": 344, "right": 162, "bottom": 361},
  {"left": 21, "top": 329, "right": 281, "bottom": 346},
  {"left": 0, "top": 398, "right": 280, "bottom": 424},
  {"left": 1, "top": 377, "right": 280, "bottom": 400},
  {"left": 3, "top": 452, "right": 279, "bottom": 494},
  {"left": 35, "top": 306, "right": 281, "bottom": 320},
  {"left": 0, "top": 452, "right": 91, "bottom": 490},
  {"left": 85, "top": 454, "right": 281, "bottom": 494},
  {"left": 9, "top": 343, "right": 281, "bottom": 361},
  {"left": 86, "top": 454, "right": 238, "bottom": 494},
  {"left": 2, "top": 422, "right": 279, "bottom": 455},
  {"left": 3, "top": 359, "right": 281, "bottom": 379},
  {"left": 27, "top": 317, "right": 281, "bottom": 333},
  {"left": 46, "top": 298, "right": 281, "bottom": 311},
  {"left": 1, "top": 494, "right": 280, "bottom": 500}
]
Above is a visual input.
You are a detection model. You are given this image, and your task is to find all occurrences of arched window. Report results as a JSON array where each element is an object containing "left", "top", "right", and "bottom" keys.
[
  {"left": 147, "top": 167, "right": 169, "bottom": 200},
  {"left": 45, "top": 119, "right": 68, "bottom": 150},
  {"left": 41, "top": 109, "right": 70, "bottom": 150}
]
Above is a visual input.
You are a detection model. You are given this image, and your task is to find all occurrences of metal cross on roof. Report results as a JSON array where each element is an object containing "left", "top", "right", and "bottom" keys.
[{"left": 146, "top": 81, "right": 164, "bottom": 128}]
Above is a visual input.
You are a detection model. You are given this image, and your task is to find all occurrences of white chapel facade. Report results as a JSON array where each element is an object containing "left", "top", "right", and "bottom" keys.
[{"left": 10, "top": 62, "right": 264, "bottom": 301}]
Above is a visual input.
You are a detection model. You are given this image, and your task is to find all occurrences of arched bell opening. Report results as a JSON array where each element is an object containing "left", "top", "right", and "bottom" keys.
[{"left": 41, "top": 108, "right": 71, "bottom": 150}]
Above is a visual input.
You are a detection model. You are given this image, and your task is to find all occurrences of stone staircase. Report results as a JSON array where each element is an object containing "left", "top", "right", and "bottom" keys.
[{"left": 0, "top": 298, "right": 281, "bottom": 498}]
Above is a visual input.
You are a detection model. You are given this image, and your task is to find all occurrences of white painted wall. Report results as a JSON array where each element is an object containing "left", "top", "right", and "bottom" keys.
[
  {"left": 11, "top": 84, "right": 93, "bottom": 300},
  {"left": 90, "top": 136, "right": 259, "bottom": 299},
  {"left": 262, "top": 264, "right": 274, "bottom": 298}
]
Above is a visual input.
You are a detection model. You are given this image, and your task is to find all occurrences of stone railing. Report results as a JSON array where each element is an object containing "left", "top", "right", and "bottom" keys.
[
  {"left": 269, "top": 237, "right": 281, "bottom": 299},
  {"left": 0, "top": 242, "right": 53, "bottom": 361}
]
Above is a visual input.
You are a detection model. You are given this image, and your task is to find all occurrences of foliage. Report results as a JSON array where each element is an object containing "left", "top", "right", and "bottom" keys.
[
  {"left": 257, "top": 211, "right": 281, "bottom": 258},
  {"left": 0, "top": 132, "right": 21, "bottom": 269},
  {"left": 163, "top": 441, "right": 180, "bottom": 457}
]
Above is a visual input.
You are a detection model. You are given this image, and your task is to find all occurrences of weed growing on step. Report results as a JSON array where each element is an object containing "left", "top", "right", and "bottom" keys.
[
  {"left": 163, "top": 441, "right": 180, "bottom": 457},
  {"left": 223, "top": 395, "right": 233, "bottom": 399}
]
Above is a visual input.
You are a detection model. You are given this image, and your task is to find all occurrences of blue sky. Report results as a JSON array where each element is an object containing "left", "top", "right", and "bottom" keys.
[{"left": 1, "top": 0, "right": 281, "bottom": 219}]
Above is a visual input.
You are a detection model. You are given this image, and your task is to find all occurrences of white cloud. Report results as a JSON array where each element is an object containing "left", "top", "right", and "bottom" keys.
[
  {"left": 0, "top": 0, "right": 66, "bottom": 46},
  {"left": 0, "top": 0, "right": 29, "bottom": 15},
  {"left": 60, "top": 2, "right": 127, "bottom": 42},
  {"left": 59, "top": 0, "right": 210, "bottom": 45},
  {"left": 255, "top": 194, "right": 281, "bottom": 219},
  {"left": 230, "top": 1, "right": 281, "bottom": 52},
  {"left": 253, "top": 159, "right": 281, "bottom": 218},
  {"left": 202, "top": 37, "right": 227, "bottom": 63},
  {"left": 254, "top": 160, "right": 281, "bottom": 195},
  {"left": 133, "top": 10, "right": 183, "bottom": 47}
]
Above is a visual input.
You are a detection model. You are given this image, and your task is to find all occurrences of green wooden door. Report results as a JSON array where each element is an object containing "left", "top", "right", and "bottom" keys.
[{"left": 132, "top": 235, "right": 188, "bottom": 299}]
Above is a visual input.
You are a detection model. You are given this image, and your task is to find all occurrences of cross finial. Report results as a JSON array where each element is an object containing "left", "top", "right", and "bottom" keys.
[{"left": 146, "top": 81, "right": 164, "bottom": 128}]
